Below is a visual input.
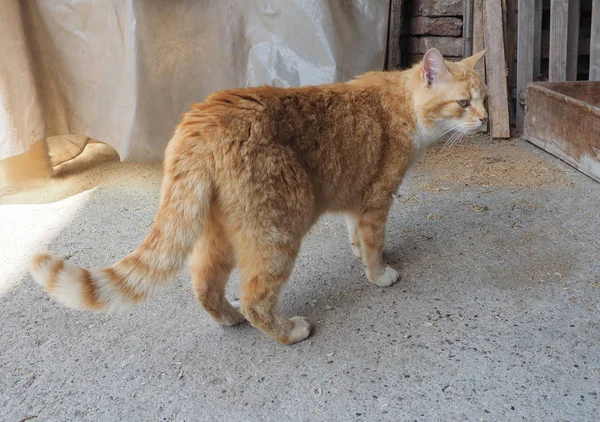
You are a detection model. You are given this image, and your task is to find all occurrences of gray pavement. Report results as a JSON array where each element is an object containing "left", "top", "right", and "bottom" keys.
[{"left": 1, "top": 137, "right": 599, "bottom": 421}]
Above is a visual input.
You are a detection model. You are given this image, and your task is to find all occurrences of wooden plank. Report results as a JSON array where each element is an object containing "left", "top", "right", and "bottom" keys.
[
  {"left": 472, "top": 0, "right": 487, "bottom": 132},
  {"left": 517, "top": 0, "right": 536, "bottom": 131},
  {"left": 504, "top": 0, "right": 518, "bottom": 126},
  {"left": 549, "top": 0, "right": 569, "bottom": 81},
  {"left": 472, "top": 0, "right": 486, "bottom": 79},
  {"left": 567, "top": 0, "right": 580, "bottom": 80},
  {"left": 542, "top": 31, "right": 590, "bottom": 57},
  {"left": 591, "top": 0, "right": 600, "bottom": 80},
  {"left": 534, "top": 0, "right": 543, "bottom": 76},
  {"left": 524, "top": 82, "right": 600, "bottom": 183},
  {"left": 385, "top": 0, "right": 403, "bottom": 70},
  {"left": 463, "top": 0, "right": 473, "bottom": 57},
  {"left": 484, "top": 0, "right": 510, "bottom": 138}
]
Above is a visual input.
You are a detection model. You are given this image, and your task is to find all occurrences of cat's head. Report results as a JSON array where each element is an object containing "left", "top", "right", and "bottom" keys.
[{"left": 413, "top": 48, "right": 488, "bottom": 142}]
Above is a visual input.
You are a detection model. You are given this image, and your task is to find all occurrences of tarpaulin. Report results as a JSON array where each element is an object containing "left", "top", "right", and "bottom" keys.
[{"left": 0, "top": 0, "right": 389, "bottom": 165}]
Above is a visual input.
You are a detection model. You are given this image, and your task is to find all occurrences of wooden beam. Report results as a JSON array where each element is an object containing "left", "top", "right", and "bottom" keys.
[
  {"left": 385, "top": 0, "right": 403, "bottom": 70},
  {"left": 484, "top": 0, "right": 510, "bottom": 138},
  {"left": 591, "top": 0, "right": 600, "bottom": 80},
  {"left": 534, "top": 0, "right": 543, "bottom": 76},
  {"left": 567, "top": 0, "right": 580, "bottom": 80},
  {"left": 472, "top": 0, "right": 487, "bottom": 132},
  {"left": 549, "top": 0, "right": 569, "bottom": 81},
  {"left": 463, "top": 0, "right": 473, "bottom": 57},
  {"left": 517, "top": 0, "right": 535, "bottom": 131},
  {"left": 472, "top": 0, "right": 486, "bottom": 78}
]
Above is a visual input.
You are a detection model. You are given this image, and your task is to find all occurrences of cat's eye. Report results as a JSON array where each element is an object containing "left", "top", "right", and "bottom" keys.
[{"left": 457, "top": 99, "right": 471, "bottom": 108}]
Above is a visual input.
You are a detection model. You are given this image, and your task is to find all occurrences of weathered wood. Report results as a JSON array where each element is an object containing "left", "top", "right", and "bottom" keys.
[
  {"left": 542, "top": 32, "right": 590, "bottom": 58},
  {"left": 517, "top": 0, "right": 535, "bottom": 131},
  {"left": 542, "top": 0, "right": 593, "bottom": 11},
  {"left": 524, "top": 82, "right": 600, "bottom": 183},
  {"left": 591, "top": 0, "right": 600, "bottom": 80},
  {"left": 472, "top": 0, "right": 487, "bottom": 132},
  {"left": 534, "top": 0, "right": 543, "bottom": 76},
  {"left": 504, "top": 0, "right": 517, "bottom": 116},
  {"left": 540, "top": 81, "right": 600, "bottom": 106},
  {"left": 385, "top": 0, "right": 403, "bottom": 70},
  {"left": 463, "top": 0, "right": 473, "bottom": 56},
  {"left": 567, "top": 0, "right": 580, "bottom": 80},
  {"left": 549, "top": 0, "right": 569, "bottom": 81},
  {"left": 472, "top": 0, "right": 486, "bottom": 79},
  {"left": 484, "top": 0, "right": 510, "bottom": 138}
]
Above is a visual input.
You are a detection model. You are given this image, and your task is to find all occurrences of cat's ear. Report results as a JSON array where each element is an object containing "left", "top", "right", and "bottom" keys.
[
  {"left": 461, "top": 49, "right": 487, "bottom": 69},
  {"left": 422, "top": 48, "right": 451, "bottom": 87}
]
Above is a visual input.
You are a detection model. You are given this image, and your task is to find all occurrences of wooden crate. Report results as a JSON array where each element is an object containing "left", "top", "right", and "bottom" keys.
[{"left": 524, "top": 81, "right": 600, "bottom": 182}]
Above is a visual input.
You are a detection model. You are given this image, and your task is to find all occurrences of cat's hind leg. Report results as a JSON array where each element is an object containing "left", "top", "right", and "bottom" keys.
[
  {"left": 190, "top": 216, "right": 245, "bottom": 326},
  {"left": 237, "top": 236, "right": 311, "bottom": 345},
  {"left": 345, "top": 214, "right": 362, "bottom": 258}
]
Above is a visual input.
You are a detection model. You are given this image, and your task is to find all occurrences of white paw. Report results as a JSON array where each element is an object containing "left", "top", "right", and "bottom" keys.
[
  {"left": 372, "top": 266, "right": 399, "bottom": 287},
  {"left": 351, "top": 243, "right": 362, "bottom": 258},
  {"left": 288, "top": 316, "right": 312, "bottom": 344}
]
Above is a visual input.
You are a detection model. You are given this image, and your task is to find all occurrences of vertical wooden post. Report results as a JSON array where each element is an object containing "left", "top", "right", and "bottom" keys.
[
  {"left": 463, "top": 0, "right": 473, "bottom": 57},
  {"left": 567, "top": 0, "right": 580, "bottom": 81},
  {"left": 472, "top": 0, "right": 486, "bottom": 78},
  {"left": 533, "top": 0, "right": 543, "bottom": 77},
  {"left": 591, "top": 0, "right": 600, "bottom": 80},
  {"left": 385, "top": 0, "right": 403, "bottom": 70},
  {"left": 517, "top": 0, "right": 535, "bottom": 131},
  {"left": 484, "top": 0, "right": 510, "bottom": 138},
  {"left": 472, "top": 0, "right": 487, "bottom": 132},
  {"left": 549, "top": 0, "right": 569, "bottom": 82}
]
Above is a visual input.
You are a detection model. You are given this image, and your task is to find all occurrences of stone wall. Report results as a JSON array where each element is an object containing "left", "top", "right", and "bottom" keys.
[{"left": 402, "top": 0, "right": 464, "bottom": 66}]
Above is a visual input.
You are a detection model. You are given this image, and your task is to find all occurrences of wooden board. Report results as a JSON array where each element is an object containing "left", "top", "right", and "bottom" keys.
[
  {"left": 534, "top": 0, "right": 543, "bottom": 76},
  {"left": 385, "top": 0, "right": 403, "bottom": 70},
  {"left": 472, "top": 0, "right": 488, "bottom": 133},
  {"left": 484, "top": 1, "right": 510, "bottom": 138},
  {"left": 472, "top": 0, "right": 486, "bottom": 79},
  {"left": 567, "top": 0, "right": 580, "bottom": 81},
  {"left": 549, "top": 0, "right": 569, "bottom": 81},
  {"left": 463, "top": 0, "right": 473, "bottom": 57},
  {"left": 591, "top": 0, "right": 600, "bottom": 80},
  {"left": 517, "top": 0, "right": 536, "bottom": 131},
  {"left": 524, "top": 82, "right": 600, "bottom": 183}
]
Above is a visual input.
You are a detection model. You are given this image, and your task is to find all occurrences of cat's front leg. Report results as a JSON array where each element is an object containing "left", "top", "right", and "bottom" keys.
[
  {"left": 357, "top": 209, "right": 399, "bottom": 287},
  {"left": 344, "top": 214, "right": 362, "bottom": 258}
]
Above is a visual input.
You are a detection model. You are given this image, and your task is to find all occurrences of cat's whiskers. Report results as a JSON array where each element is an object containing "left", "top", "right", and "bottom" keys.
[{"left": 442, "top": 125, "right": 470, "bottom": 150}]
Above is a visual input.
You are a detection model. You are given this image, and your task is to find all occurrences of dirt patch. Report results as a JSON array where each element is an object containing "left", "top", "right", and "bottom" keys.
[{"left": 415, "top": 134, "right": 572, "bottom": 189}]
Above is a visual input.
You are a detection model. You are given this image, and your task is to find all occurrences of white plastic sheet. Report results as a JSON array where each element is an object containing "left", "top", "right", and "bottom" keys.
[{"left": 0, "top": 0, "right": 389, "bottom": 162}]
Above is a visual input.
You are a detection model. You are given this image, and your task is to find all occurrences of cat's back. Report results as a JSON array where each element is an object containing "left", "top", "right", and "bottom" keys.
[{"left": 182, "top": 83, "right": 384, "bottom": 146}]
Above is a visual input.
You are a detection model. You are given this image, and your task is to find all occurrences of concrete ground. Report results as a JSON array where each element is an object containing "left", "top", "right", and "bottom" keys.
[{"left": 1, "top": 136, "right": 599, "bottom": 421}]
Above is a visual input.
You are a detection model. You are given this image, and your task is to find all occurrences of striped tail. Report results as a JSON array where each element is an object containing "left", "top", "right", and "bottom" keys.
[{"left": 30, "top": 176, "right": 211, "bottom": 312}]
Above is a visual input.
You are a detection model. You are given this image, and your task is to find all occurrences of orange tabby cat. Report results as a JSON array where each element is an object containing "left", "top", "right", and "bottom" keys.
[{"left": 30, "top": 48, "right": 487, "bottom": 344}]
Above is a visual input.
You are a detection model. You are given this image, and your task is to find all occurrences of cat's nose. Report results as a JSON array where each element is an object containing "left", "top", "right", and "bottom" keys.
[{"left": 479, "top": 117, "right": 487, "bottom": 124}]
